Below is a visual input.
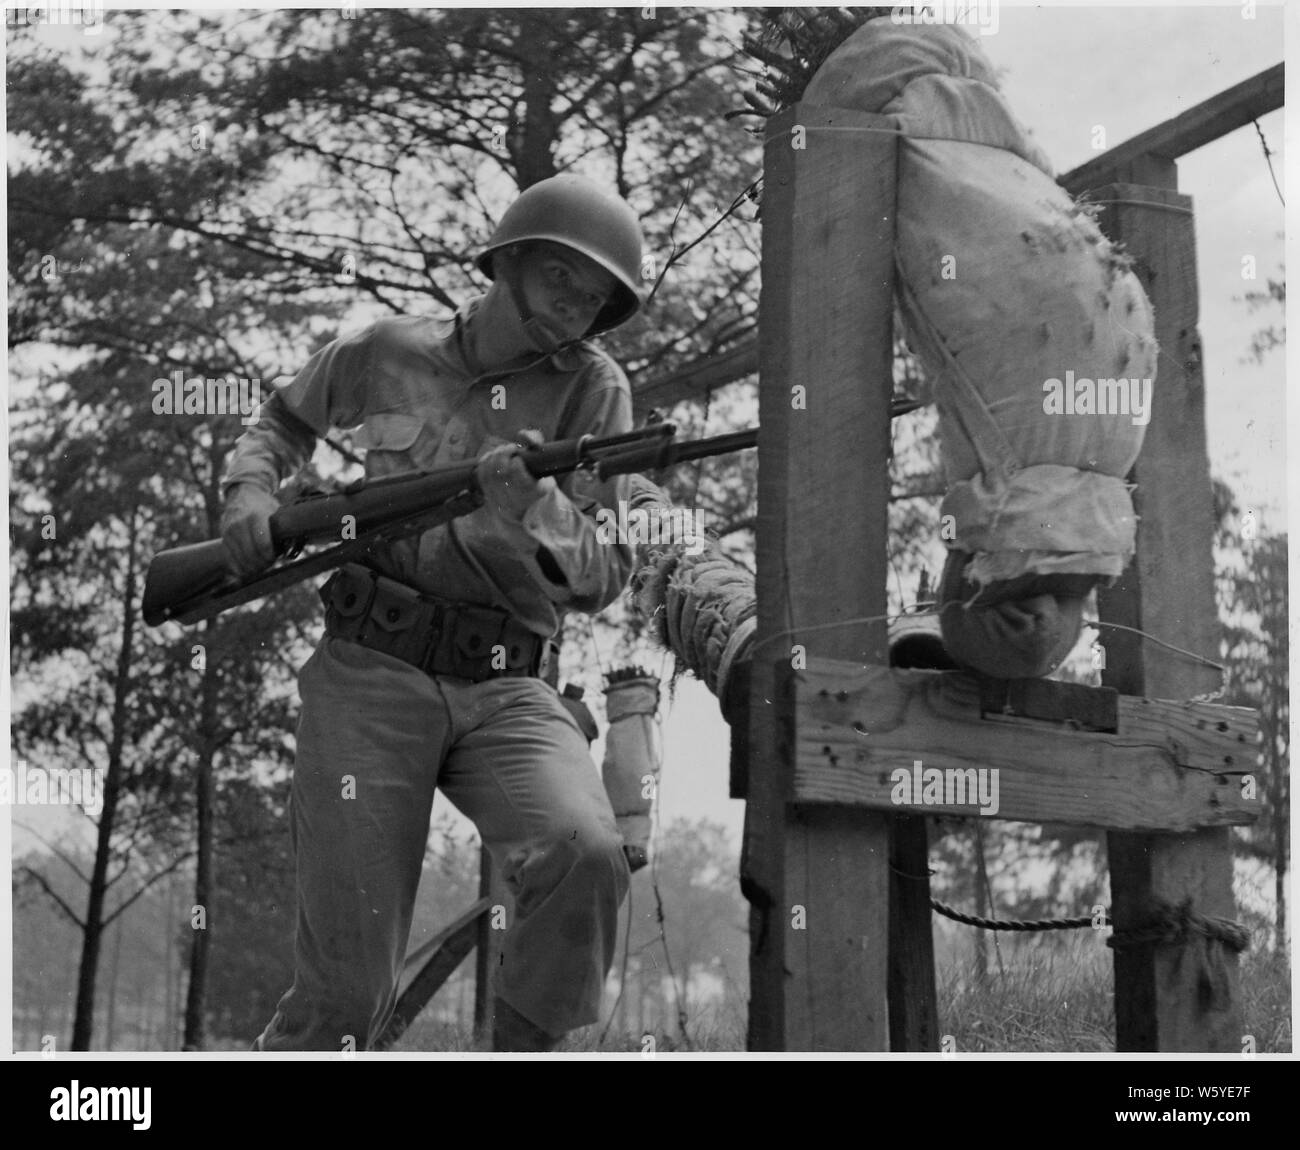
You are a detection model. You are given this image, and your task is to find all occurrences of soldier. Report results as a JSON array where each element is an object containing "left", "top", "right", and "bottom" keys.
[{"left": 221, "top": 175, "right": 643, "bottom": 1052}]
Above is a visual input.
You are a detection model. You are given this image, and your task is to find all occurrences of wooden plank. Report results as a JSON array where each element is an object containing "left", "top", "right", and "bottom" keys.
[
  {"left": 790, "top": 660, "right": 1258, "bottom": 831},
  {"left": 889, "top": 814, "right": 939, "bottom": 1051},
  {"left": 746, "top": 104, "right": 897, "bottom": 1051},
  {"left": 473, "top": 848, "right": 510, "bottom": 1041},
  {"left": 1060, "top": 63, "right": 1282, "bottom": 196},
  {"left": 1084, "top": 165, "right": 1250, "bottom": 1052},
  {"left": 979, "top": 676, "right": 1119, "bottom": 732},
  {"left": 726, "top": 659, "right": 751, "bottom": 799},
  {"left": 375, "top": 896, "right": 492, "bottom": 1050}
]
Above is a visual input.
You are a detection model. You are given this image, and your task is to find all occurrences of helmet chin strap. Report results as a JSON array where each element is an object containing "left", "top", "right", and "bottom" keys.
[{"left": 499, "top": 254, "right": 586, "bottom": 356}]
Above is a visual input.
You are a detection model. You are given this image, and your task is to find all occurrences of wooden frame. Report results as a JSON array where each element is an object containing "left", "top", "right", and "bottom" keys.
[{"left": 740, "top": 90, "right": 1269, "bottom": 1052}]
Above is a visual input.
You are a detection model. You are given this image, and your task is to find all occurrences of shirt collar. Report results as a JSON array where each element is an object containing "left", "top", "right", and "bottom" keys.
[{"left": 453, "top": 295, "right": 588, "bottom": 381}]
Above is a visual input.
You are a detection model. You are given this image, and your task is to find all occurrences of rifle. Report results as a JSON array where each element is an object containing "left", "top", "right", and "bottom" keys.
[{"left": 142, "top": 422, "right": 758, "bottom": 627}]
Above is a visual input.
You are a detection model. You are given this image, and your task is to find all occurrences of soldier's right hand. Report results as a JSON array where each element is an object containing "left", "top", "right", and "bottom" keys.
[{"left": 221, "top": 484, "right": 280, "bottom": 576}]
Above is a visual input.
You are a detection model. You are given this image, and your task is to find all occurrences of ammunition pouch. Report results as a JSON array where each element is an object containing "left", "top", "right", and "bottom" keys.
[{"left": 322, "top": 564, "right": 555, "bottom": 685}]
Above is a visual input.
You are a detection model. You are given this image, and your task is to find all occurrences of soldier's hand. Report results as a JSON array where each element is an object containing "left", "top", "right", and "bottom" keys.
[
  {"left": 476, "top": 429, "right": 557, "bottom": 523},
  {"left": 221, "top": 484, "right": 280, "bottom": 576}
]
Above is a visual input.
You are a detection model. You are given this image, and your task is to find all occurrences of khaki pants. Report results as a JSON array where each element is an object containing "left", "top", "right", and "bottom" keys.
[{"left": 255, "top": 636, "right": 629, "bottom": 1050}]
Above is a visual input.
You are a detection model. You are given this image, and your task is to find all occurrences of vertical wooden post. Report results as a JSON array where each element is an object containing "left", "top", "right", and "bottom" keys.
[
  {"left": 889, "top": 814, "right": 939, "bottom": 1050},
  {"left": 1091, "top": 160, "right": 1245, "bottom": 1051},
  {"left": 746, "top": 105, "right": 897, "bottom": 1050},
  {"left": 472, "top": 847, "right": 509, "bottom": 1041}
]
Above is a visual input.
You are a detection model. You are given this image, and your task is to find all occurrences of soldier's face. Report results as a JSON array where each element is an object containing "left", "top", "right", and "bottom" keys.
[{"left": 515, "top": 242, "right": 617, "bottom": 340}]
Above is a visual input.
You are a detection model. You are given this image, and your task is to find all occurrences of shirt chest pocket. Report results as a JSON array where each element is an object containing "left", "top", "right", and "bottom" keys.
[{"left": 355, "top": 413, "right": 436, "bottom": 478}]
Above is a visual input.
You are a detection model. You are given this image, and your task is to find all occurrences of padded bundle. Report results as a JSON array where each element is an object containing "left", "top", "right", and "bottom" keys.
[
  {"left": 600, "top": 670, "right": 661, "bottom": 872},
  {"left": 626, "top": 475, "right": 756, "bottom": 723},
  {"left": 803, "top": 18, "right": 1157, "bottom": 677}
]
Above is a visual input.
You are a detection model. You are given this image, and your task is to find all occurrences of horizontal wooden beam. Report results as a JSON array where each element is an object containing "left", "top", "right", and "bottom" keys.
[
  {"left": 1060, "top": 63, "right": 1283, "bottom": 195},
  {"left": 790, "top": 658, "right": 1261, "bottom": 832},
  {"left": 632, "top": 340, "right": 758, "bottom": 415}
]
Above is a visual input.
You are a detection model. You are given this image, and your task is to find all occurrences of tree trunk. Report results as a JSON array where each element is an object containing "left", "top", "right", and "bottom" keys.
[
  {"left": 1273, "top": 709, "right": 1287, "bottom": 945},
  {"left": 1272, "top": 665, "right": 1287, "bottom": 946},
  {"left": 635, "top": 958, "right": 645, "bottom": 1036},
  {"left": 183, "top": 621, "right": 219, "bottom": 1050},
  {"left": 972, "top": 824, "right": 989, "bottom": 988},
  {"left": 164, "top": 873, "right": 176, "bottom": 1045},
  {"left": 515, "top": 15, "right": 558, "bottom": 189},
  {"left": 71, "top": 506, "right": 139, "bottom": 1050},
  {"left": 105, "top": 916, "right": 124, "bottom": 1049}
]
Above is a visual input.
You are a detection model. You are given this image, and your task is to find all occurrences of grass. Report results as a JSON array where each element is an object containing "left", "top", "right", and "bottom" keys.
[
  {"left": 389, "top": 938, "right": 1290, "bottom": 1054},
  {"left": 390, "top": 998, "right": 746, "bottom": 1053},
  {"left": 938, "top": 933, "right": 1292, "bottom": 1054}
]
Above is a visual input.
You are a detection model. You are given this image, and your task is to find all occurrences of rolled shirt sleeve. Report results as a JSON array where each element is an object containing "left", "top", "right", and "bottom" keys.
[
  {"left": 221, "top": 325, "right": 375, "bottom": 498},
  {"left": 474, "top": 355, "right": 635, "bottom": 615}
]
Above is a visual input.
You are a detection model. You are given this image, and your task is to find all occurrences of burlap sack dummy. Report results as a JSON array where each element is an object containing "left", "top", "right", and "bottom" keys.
[{"left": 804, "top": 18, "right": 1156, "bottom": 677}]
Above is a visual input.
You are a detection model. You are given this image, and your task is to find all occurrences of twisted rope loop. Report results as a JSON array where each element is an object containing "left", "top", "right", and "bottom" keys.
[{"left": 932, "top": 895, "right": 1250, "bottom": 1012}]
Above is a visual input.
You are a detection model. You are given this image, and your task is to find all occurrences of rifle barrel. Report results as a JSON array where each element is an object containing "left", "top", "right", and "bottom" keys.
[{"left": 667, "top": 428, "right": 759, "bottom": 465}]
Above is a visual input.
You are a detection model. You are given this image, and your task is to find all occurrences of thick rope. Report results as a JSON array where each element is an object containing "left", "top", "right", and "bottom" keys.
[
  {"left": 930, "top": 895, "right": 1249, "bottom": 1010},
  {"left": 931, "top": 899, "right": 1101, "bottom": 933},
  {"left": 930, "top": 895, "right": 1249, "bottom": 954}
]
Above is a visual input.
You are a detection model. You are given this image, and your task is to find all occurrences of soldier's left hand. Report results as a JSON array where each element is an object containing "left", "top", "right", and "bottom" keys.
[{"left": 476, "top": 428, "right": 557, "bottom": 522}]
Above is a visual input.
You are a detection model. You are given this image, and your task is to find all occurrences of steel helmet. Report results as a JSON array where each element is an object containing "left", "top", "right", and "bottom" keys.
[{"left": 476, "top": 174, "right": 644, "bottom": 335}]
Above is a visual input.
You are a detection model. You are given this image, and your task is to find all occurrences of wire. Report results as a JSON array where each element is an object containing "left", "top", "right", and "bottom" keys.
[
  {"left": 972, "top": 821, "right": 1006, "bottom": 979},
  {"left": 746, "top": 611, "right": 898, "bottom": 662},
  {"left": 643, "top": 178, "right": 761, "bottom": 311},
  {"left": 688, "top": 387, "right": 715, "bottom": 506},
  {"left": 598, "top": 880, "right": 636, "bottom": 1048},
  {"left": 584, "top": 614, "right": 607, "bottom": 680},
  {"left": 744, "top": 608, "right": 1225, "bottom": 701},
  {"left": 1090, "top": 618, "right": 1225, "bottom": 677},
  {"left": 1253, "top": 120, "right": 1284, "bottom": 208},
  {"left": 643, "top": 673, "right": 693, "bottom": 1049}
]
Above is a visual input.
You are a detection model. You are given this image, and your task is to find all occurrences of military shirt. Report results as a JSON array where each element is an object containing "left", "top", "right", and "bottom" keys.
[{"left": 222, "top": 299, "right": 635, "bottom": 636}]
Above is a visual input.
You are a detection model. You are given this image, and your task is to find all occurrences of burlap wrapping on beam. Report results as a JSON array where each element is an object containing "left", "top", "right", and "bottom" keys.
[{"left": 626, "top": 475, "right": 756, "bottom": 718}]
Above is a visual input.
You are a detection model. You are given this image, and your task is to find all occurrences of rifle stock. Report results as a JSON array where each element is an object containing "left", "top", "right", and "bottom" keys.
[
  {"left": 141, "top": 465, "right": 487, "bottom": 627},
  {"left": 142, "top": 539, "right": 235, "bottom": 627}
]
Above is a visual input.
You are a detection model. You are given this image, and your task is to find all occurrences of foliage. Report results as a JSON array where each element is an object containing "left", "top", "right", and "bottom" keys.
[
  {"left": 1240, "top": 274, "right": 1285, "bottom": 365},
  {"left": 735, "top": 7, "right": 894, "bottom": 117}
]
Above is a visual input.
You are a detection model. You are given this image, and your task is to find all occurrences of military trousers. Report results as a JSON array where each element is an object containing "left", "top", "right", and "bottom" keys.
[{"left": 254, "top": 636, "right": 629, "bottom": 1050}]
